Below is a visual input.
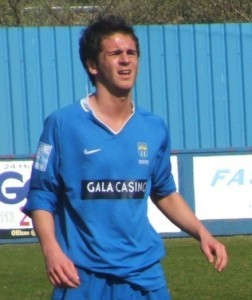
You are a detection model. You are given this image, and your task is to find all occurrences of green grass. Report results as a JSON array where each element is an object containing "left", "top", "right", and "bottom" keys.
[
  {"left": 0, "top": 243, "right": 51, "bottom": 300},
  {"left": 164, "top": 235, "right": 252, "bottom": 300},
  {"left": 0, "top": 235, "right": 251, "bottom": 300}
]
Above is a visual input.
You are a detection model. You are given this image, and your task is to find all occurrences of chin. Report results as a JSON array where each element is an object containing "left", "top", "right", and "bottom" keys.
[
  {"left": 112, "top": 87, "right": 132, "bottom": 97},
  {"left": 119, "top": 81, "right": 135, "bottom": 90}
]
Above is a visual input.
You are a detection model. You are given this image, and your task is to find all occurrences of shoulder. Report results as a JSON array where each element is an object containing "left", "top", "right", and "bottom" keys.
[
  {"left": 135, "top": 106, "right": 167, "bottom": 130},
  {"left": 134, "top": 106, "right": 170, "bottom": 146},
  {"left": 45, "top": 100, "right": 84, "bottom": 125}
]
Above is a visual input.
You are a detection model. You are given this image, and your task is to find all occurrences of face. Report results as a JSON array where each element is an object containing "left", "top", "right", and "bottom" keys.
[{"left": 88, "top": 33, "right": 139, "bottom": 95}]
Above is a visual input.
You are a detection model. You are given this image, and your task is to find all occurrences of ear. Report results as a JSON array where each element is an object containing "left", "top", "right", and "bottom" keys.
[{"left": 86, "top": 59, "right": 98, "bottom": 75}]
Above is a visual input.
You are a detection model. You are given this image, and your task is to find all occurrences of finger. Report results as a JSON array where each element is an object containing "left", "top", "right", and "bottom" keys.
[
  {"left": 201, "top": 245, "right": 214, "bottom": 264},
  {"left": 59, "top": 261, "right": 80, "bottom": 287},
  {"left": 214, "top": 245, "right": 228, "bottom": 272},
  {"left": 68, "top": 260, "right": 80, "bottom": 280},
  {"left": 48, "top": 269, "right": 63, "bottom": 287},
  {"left": 48, "top": 265, "right": 80, "bottom": 288}
]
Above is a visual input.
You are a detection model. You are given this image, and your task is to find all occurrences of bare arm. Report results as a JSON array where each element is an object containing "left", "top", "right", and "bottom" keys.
[
  {"left": 152, "top": 192, "right": 228, "bottom": 272},
  {"left": 31, "top": 210, "right": 80, "bottom": 287}
]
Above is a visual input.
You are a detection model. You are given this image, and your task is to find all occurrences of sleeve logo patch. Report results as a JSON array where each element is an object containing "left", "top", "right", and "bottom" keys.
[{"left": 34, "top": 142, "right": 52, "bottom": 171}]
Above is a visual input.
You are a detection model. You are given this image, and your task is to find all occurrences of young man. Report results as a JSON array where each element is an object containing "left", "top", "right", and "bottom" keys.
[{"left": 23, "top": 15, "right": 228, "bottom": 300}]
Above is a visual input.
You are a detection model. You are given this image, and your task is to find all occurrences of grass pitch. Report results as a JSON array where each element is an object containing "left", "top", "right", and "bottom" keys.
[
  {"left": 164, "top": 235, "right": 252, "bottom": 300},
  {"left": 0, "top": 235, "right": 251, "bottom": 300}
]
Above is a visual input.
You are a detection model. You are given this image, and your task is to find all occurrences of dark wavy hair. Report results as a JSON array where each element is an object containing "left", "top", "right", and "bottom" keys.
[{"left": 79, "top": 15, "right": 140, "bottom": 86}]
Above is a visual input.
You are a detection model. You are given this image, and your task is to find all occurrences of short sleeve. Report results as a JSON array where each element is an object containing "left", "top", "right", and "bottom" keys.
[
  {"left": 150, "top": 123, "right": 176, "bottom": 199},
  {"left": 23, "top": 113, "right": 61, "bottom": 216}
]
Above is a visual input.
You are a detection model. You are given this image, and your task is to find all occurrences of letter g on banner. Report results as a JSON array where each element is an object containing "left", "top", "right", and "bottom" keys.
[{"left": 0, "top": 171, "right": 30, "bottom": 204}]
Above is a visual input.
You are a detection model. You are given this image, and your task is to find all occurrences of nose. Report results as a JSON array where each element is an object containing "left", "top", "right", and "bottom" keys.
[{"left": 119, "top": 52, "right": 130, "bottom": 64}]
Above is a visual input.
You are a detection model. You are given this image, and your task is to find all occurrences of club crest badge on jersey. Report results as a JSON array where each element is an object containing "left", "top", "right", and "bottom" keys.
[
  {"left": 138, "top": 142, "right": 148, "bottom": 158},
  {"left": 137, "top": 142, "right": 149, "bottom": 165}
]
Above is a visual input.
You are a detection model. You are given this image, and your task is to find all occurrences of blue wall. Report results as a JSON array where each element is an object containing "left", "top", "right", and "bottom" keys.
[
  {"left": 1, "top": 23, "right": 252, "bottom": 156},
  {"left": 0, "top": 24, "right": 252, "bottom": 241}
]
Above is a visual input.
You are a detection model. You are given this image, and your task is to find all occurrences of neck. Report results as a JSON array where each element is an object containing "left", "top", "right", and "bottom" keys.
[
  {"left": 91, "top": 84, "right": 132, "bottom": 116},
  {"left": 88, "top": 91, "right": 133, "bottom": 133}
]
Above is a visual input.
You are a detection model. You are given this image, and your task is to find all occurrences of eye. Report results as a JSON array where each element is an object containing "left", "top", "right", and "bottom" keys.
[
  {"left": 108, "top": 50, "right": 122, "bottom": 57},
  {"left": 127, "top": 50, "right": 137, "bottom": 56}
]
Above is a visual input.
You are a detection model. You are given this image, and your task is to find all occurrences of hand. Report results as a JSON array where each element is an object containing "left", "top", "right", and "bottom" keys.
[
  {"left": 200, "top": 235, "right": 228, "bottom": 272},
  {"left": 44, "top": 246, "right": 80, "bottom": 288}
]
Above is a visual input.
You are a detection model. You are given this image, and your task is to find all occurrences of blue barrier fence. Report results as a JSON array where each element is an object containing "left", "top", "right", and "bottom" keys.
[{"left": 1, "top": 23, "right": 252, "bottom": 242}]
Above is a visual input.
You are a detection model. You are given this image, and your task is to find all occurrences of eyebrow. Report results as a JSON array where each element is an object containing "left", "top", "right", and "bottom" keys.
[{"left": 107, "top": 49, "right": 138, "bottom": 55}]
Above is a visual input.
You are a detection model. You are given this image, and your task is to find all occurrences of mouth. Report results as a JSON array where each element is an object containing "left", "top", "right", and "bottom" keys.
[{"left": 118, "top": 70, "right": 131, "bottom": 75}]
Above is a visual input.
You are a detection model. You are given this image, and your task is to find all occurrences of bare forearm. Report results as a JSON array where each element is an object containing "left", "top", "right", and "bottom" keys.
[
  {"left": 31, "top": 210, "right": 80, "bottom": 287},
  {"left": 153, "top": 192, "right": 228, "bottom": 271},
  {"left": 153, "top": 192, "right": 210, "bottom": 241},
  {"left": 31, "top": 210, "right": 61, "bottom": 256}
]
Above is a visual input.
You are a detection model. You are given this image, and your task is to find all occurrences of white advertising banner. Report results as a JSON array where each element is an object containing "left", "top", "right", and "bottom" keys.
[
  {"left": 0, "top": 160, "right": 35, "bottom": 239},
  {"left": 148, "top": 155, "right": 181, "bottom": 233},
  {"left": 194, "top": 155, "right": 252, "bottom": 220}
]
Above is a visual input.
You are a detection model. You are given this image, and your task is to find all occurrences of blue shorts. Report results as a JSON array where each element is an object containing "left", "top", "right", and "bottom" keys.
[{"left": 51, "top": 269, "right": 171, "bottom": 300}]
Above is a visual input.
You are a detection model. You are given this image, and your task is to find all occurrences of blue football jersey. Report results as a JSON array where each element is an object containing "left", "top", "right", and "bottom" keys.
[{"left": 23, "top": 97, "right": 176, "bottom": 291}]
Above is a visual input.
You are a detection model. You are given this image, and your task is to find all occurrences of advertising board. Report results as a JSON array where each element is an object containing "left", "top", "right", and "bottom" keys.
[
  {"left": 194, "top": 155, "right": 252, "bottom": 220},
  {"left": 0, "top": 160, "right": 35, "bottom": 239}
]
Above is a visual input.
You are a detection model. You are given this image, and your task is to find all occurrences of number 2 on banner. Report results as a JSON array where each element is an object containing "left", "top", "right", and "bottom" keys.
[{"left": 19, "top": 206, "right": 31, "bottom": 227}]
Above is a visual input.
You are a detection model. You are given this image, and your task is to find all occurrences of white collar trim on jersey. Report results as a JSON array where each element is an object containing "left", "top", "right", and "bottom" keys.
[{"left": 80, "top": 95, "right": 135, "bottom": 134}]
